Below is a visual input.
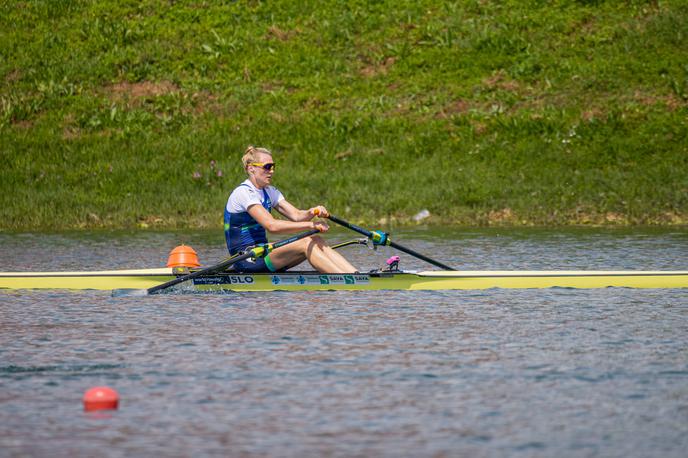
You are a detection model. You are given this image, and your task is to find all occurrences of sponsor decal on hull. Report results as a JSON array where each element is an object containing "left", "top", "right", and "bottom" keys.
[
  {"left": 271, "top": 274, "right": 370, "bottom": 286},
  {"left": 193, "top": 275, "right": 255, "bottom": 285}
]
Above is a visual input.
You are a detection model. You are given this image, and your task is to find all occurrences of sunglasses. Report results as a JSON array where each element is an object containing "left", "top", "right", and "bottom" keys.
[{"left": 248, "top": 162, "right": 276, "bottom": 171}]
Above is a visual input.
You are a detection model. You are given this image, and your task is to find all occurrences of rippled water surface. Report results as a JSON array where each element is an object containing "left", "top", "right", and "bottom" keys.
[{"left": 1, "top": 228, "right": 687, "bottom": 457}]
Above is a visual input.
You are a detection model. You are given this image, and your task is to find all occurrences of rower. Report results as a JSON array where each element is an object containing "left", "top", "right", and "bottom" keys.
[{"left": 223, "top": 146, "right": 357, "bottom": 274}]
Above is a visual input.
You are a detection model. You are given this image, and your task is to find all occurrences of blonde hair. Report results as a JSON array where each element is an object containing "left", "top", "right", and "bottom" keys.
[{"left": 242, "top": 145, "right": 273, "bottom": 171}]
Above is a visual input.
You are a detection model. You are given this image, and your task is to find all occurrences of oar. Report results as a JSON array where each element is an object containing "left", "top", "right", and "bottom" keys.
[
  {"left": 115, "top": 229, "right": 319, "bottom": 296},
  {"left": 331, "top": 238, "right": 369, "bottom": 250},
  {"left": 324, "top": 214, "right": 455, "bottom": 270}
]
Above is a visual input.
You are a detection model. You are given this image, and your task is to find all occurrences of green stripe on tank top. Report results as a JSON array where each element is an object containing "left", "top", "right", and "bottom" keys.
[{"left": 241, "top": 223, "right": 260, "bottom": 232}]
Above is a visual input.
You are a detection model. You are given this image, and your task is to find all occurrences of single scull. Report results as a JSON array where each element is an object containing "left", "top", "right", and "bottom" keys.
[
  {"left": 1, "top": 268, "right": 687, "bottom": 291},
  {"left": 2, "top": 216, "right": 685, "bottom": 293}
]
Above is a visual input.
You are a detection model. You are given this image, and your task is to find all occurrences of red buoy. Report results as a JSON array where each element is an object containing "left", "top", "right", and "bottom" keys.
[{"left": 83, "top": 386, "right": 119, "bottom": 412}]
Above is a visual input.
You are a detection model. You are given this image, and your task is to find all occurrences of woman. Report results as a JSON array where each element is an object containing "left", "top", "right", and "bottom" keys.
[{"left": 224, "top": 146, "right": 357, "bottom": 273}]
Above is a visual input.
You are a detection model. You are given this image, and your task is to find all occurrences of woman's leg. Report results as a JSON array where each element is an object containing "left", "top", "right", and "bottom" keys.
[
  {"left": 305, "top": 238, "right": 357, "bottom": 272},
  {"left": 268, "top": 236, "right": 357, "bottom": 273}
]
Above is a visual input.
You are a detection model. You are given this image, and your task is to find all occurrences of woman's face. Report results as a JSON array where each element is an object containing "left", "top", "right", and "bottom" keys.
[{"left": 249, "top": 152, "right": 275, "bottom": 188}]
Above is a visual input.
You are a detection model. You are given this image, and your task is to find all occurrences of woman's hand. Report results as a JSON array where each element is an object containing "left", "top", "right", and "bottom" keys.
[
  {"left": 308, "top": 206, "right": 329, "bottom": 219},
  {"left": 312, "top": 220, "right": 330, "bottom": 232}
]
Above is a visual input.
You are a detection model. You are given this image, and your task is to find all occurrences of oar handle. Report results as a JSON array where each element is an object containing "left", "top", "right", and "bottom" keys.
[{"left": 325, "top": 214, "right": 455, "bottom": 271}]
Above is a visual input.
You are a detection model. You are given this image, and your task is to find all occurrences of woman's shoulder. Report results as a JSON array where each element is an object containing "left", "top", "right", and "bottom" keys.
[
  {"left": 265, "top": 185, "right": 284, "bottom": 199},
  {"left": 229, "top": 180, "right": 282, "bottom": 200},
  {"left": 229, "top": 180, "right": 255, "bottom": 198}
]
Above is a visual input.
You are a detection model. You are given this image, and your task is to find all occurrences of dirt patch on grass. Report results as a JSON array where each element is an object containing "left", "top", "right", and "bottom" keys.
[
  {"left": 633, "top": 90, "right": 686, "bottom": 111},
  {"left": 482, "top": 71, "right": 522, "bottom": 93},
  {"left": 12, "top": 119, "right": 33, "bottom": 129},
  {"left": 436, "top": 99, "right": 473, "bottom": 119},
  {"left": 5, "top": 69, "right": 22, "bottom": 83},
  {"left": 266, "top": 25, "right": 299, "bottom": 41},
  {"left": 360, "top": 56, "right": 397, "bottom": 78},
  {"left": 100, "top": 81, "right": 228, "bottom": 117},
  {"left": 581, "top": 108, "right": 605, "bottom": 122},
  {"left": 105, "top": 80, "right": 179, "bottom": 102}
]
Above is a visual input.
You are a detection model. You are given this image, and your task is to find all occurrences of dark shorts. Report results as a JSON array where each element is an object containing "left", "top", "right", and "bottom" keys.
[{"left": 232, "top": 255, "right": 279, "bottom": 273}]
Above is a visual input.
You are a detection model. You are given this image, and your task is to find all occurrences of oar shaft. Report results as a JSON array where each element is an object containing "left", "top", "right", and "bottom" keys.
[
  {"left": 326, "top": 214, "right": 454, "bottom": 270},
  {"left": 147, "top": 251, "right": 250, "bottom": 295},
  {"left": 386, "top": 240, "right": 454, "bottom": 271},
  {"left": 269, "top": 229, "right": 320, "bottom": 250},
  {"left": 326, "top": 214, "right": 374, "bottom": 238},
  {"left": 147, "top": 229, "right": 319, "bottom": 294}
]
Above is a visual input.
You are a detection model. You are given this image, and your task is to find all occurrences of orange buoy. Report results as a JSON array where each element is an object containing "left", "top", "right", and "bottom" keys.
[
  {"left": 167, "top": 245, "right": 200, "bottom": 267},
  {"left": 83, "top": 386, "right": 119, "bottom": 412}
]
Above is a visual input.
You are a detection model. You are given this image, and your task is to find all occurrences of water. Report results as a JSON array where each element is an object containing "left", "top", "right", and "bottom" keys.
[{"left": 1, "top": 228, "right": 687, "bottom": 457}]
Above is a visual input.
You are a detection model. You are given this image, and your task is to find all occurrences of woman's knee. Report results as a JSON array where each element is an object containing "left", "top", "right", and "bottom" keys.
[
  {"left": 309, "top": 235, "right": 326, "bottom": 246},
  {"left": 304, "top": 235, "right": 327, "bottom": 256}
]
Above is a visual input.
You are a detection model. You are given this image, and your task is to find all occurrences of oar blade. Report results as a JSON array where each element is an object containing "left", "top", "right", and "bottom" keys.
[{"left": 111, "top": 288, "right": 150, "bottom": 297}]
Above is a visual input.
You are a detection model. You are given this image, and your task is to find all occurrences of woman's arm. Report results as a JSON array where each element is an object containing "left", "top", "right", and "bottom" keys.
[
  {"left": 248, "top": 203, "right": 328, "bottom": 234},
  {"left": 275, "top": 199, "right": 329, "bottom": 222}
]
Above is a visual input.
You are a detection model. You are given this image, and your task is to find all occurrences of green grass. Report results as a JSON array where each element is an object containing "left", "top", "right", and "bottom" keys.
[{"left": 1, "top": 0, "right": 687, "bottom": 230}]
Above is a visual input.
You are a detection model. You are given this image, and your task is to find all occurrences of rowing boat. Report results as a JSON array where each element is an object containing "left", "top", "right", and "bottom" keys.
[
  {"left": 2, "top": 216, "right": 686, "bottom": 293},
  {"left": 1, "top": 268, "right": 687, "bottom": 291}
]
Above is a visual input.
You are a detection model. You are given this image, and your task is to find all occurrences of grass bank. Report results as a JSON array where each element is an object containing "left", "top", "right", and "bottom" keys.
[{"left": 1, "top": 0, "right": 686, "bottom": 230}]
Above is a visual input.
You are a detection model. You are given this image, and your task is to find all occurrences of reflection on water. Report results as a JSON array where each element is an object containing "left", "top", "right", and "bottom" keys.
[{"left": 1, "top": 228, "right": 687, "bottom": 456}]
